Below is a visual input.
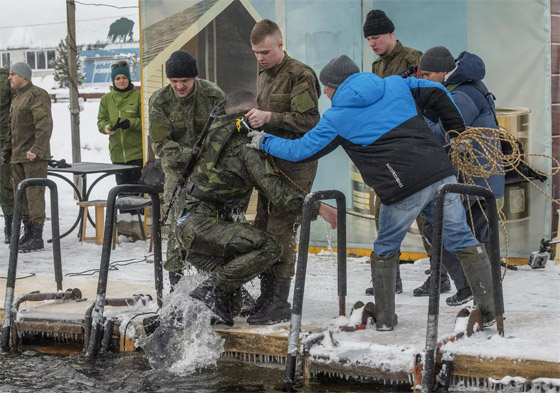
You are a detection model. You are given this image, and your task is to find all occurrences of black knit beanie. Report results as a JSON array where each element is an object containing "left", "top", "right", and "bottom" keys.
[
  {"left": 166, "top": 50, "right": 198, "bottom": 78},
  {"left": 419, "top": 46, "right": 456, "bottom": 72},
  {"left": 319, "top": 55, "right": 360, "bottom": 88},
  {"left": 363, "top": 10, "right": 395, "bottom": 37}
]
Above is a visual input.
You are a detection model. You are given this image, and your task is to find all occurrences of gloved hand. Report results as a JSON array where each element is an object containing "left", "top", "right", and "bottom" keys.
[
  {"left": 246, "top": 130, "right": 265, "bottom": 150},
  {"left": 119, "top": 119, "right": 131, "bottom": 129}
]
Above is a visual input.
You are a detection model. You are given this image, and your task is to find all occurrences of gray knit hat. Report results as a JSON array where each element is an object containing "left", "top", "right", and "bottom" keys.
[
  {"left": 419, "top": 46, "right": 456, "bottom": 72},
  {"left": 10, "top": 62, "right": 32, "bottom": 81},
  {"left": 319, "top": 55, "right": 360, "bottom": 88},
  {"left": 363, "top": 10, "right": 395, "bottom": 37}
]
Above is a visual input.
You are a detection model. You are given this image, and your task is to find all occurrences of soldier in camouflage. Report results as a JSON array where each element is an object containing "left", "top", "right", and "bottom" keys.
[
  {"left": 0, "top": 67, "right": 14, "bottom": 244},
  {"left": 180, "top": 91, "right": 336, "bottom": 326},
  {"left": 148, "top": 50, "right": 225, "bottom": 285},
  {"left": 245, "top": 19, "right": 321, "bottom": 325},
  {"left": 1, "top": 62, "right": 53, "bottom": 252}
]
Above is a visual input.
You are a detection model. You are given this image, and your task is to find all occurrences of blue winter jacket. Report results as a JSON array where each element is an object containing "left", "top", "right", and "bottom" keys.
[
  {"left": 260, "top": 72, "right": 465, "bottom": 205},
  {"left": 426, "top": 51, "right": 505, "bottom": 199}
]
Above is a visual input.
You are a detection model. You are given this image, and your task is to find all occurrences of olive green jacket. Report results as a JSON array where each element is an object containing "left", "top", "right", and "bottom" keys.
[
  {"left": 0, "top": 67, "right": 11, "bottom": 142},
  {"left": 371, "top": 40, "right": 422, "bottom": 77},
  {"left": 97, "top": 87, "right": 143, "bottom": 163},
  {"left": 256, "top": 53, "right": 321, "bottom": 140},
  {"left": 3, "top": 82, "right": 52, "bottom": 163}
]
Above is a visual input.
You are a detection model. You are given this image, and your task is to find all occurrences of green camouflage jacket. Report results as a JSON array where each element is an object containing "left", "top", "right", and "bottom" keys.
[
  {"left": 148, "top": 79, "right": 225, "bottom": 172},
  {"left": 3, "top": 82, "right": 52, "bottom": 163},
  {"left": 185, "top": 114, "right": 318, "bottom": 218},
  {"left": 256, "top": 53, "right": 321, "bottom": 140},
  {"left": 0, "top": 68, "right": 11, "bottom": 142},
  {"left": 372, "top": 40, "right": 422, "bottom": 77}
]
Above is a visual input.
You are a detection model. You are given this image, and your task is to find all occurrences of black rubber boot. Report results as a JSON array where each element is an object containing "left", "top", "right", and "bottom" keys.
[
  {"left": 248, "top": 273, "right": 276, "bottom": 316},
  {"left": 247, "top": 278, "right": 291, "bottom": 325},
  {"left": 457, "top": 244, "right": 495, "bottom": 325},
  {"left": 371, "top": 252, "right": 399, "bottom": 331},
  {"left": 168, "top": 270, "right": 184, "bottom": 293},
  {"left": 413, "top": 270, "right": 451, "bottom": 297},
  {"left": 18, "top": 221, "right": 33, "bottom": 246},
  {"left": 19, "top": 223, "right": 44, "bottom": 252},
  {"left": 365, "top": 262, "right": 402, "bottom": 296},
  {"left": 189, "top": 281, "right": 234, "bottom": 326},
  {"left": 4, "top": 215, "right": 12, "bottom": 244}
]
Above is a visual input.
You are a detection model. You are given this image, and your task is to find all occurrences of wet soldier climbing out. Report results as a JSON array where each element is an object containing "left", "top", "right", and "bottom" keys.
[
  {"left": 247, "top": 55, "right": 497, "bottom": 331},
  {"left": 176, "top": 91, "right": 336, "bottom": 326}
]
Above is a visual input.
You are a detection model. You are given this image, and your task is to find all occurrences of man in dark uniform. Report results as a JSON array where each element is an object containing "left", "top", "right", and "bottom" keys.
[
  {"left": 179, "top": 91, "right": 336, "bottom": 326},
  {"left": 0, "top": 67, "right": 14, "bottom": 244},
  {"left": 245, "top": 19, "right": 322, "bottom": 325}
]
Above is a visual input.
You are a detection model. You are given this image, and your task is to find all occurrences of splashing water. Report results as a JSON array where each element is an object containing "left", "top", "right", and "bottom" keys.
[{"left": 139, "top": 274, "right": 225, "bottom": 375}]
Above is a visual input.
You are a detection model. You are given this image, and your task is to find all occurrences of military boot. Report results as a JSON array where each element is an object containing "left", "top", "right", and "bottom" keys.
[
  {"left": 4, "top": 215, "right": 12, "bottom": 244},
  {"left": 247, "top": 278, "right": 291, "bottom": 325},
  {"left": 189, "top": 280, "right": 234, "bottom": 326},
  {"left": 248, "top": 273, "right": 275, "bottom": 316},
  {"left": 371, "top": 251, "right": 399, "bottom": 331},
  {"left": 413, "top": 270, "right": 451, "bottom": 297},
  {"left": 19, "top": 223, "right": 44, "bottom": 253},
  {"left": 18, "top": 221, "right": 33, "bottom": 246},
  {"left": 168, "top": 270, "right": 184, "bottom": 293},
  {"left": 457, "top": 244, "right": 495, "bottom": 326}
]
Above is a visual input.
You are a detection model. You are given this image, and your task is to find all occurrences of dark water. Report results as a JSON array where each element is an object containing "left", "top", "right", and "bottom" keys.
[{"left": 0, "top": 351, "right": 410, "bottom": 393}]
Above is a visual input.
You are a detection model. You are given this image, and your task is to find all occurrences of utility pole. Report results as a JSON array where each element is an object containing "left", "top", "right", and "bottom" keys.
[{"left": 66, "top": 0, "right": 81, "bottom": 189}]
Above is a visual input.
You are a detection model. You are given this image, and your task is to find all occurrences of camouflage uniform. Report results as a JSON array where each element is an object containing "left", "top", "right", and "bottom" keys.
[
  {"left": 0, "top": 68, "right": 14, "bottom": 218},
  {"left": 371, "top": 40, "right": 422, "bottom": 77},
  {"left": 255, "top": 53, "right": 321, "bottom": 279},
  {"left": 148, "top": 79, "right": 225, "bottom": 271},
  {"left": 2, "top": 82, "right": 52, "bottom": 225},
  {"left": 177, "top": 114, "right": 319, "bottom": 294}
]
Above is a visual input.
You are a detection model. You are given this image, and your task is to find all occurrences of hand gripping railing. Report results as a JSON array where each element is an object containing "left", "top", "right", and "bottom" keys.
[
  {"left": 85, "top": 184, "right": 163, "bottom": 357},
  {"left": 283, "top": 190, "right": 346, "bottom": 392},
  {"left": 1, "top": 178, "right": 62, "bottom": 352},
  {"left": 421, "top": 183, "right": 504, "bottom": 393}
]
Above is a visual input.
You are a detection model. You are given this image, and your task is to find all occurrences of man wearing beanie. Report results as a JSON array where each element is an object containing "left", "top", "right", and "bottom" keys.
[
  {"left": 363, "top": 9, "right": 422, "bottom": 77},
  {"left": 1, "top": 62, "right": 53, "bottom": 252},
  {"left": 248, "top": 55, "right": 498, "bottom": 331},
  {"left": 417, "top": 47, "right": 504, "bottom": 309},
  {"left": 148, "top": 50, "right": 225, "bottom": 286},
  {"left": 243, "top": 19, "right": 321, "bottom": 325}
]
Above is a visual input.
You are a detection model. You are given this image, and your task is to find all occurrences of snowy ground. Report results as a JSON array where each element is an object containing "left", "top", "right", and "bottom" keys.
[{"left": 0, "top": 99, "right": 559, "bottom": 382}]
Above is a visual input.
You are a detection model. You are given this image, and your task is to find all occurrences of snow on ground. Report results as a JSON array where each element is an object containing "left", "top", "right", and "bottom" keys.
[{"left": 0, "top": 98, "right": 559, "bottom": 376}]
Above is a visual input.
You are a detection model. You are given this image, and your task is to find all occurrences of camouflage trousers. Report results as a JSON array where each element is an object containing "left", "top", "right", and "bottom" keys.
[
  {"left": 177, "top": 210, "right": 283, "bottom": 294},
  {"left": 11, "top": 160, "right": 47, "bottom": 225},
  {"left": 162, "top": 169, "right": 187, "bottom": 272},
  {"left": 254, "top": 158, "right": 318, "bottom": 279},
  {"left": 0, "top": 158, "right": 14, "bottom": 217}
]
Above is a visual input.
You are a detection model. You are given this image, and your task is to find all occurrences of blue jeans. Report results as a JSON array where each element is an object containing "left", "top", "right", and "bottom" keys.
[{"left": 374, "top": 176, "right": 478, "bottom": 257}]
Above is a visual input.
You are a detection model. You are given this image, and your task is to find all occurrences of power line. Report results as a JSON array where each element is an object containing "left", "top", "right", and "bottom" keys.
[
  {"left": 0, "top": 14, "right": 137, "bottom": 30},
  {"left": 74, "top": 1, "right": 138, "bottom": 9}
]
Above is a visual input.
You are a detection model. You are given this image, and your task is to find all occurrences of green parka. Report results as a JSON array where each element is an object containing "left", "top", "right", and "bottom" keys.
[{"left": 97, "top": 87, "right": 143, "bottom": 163}]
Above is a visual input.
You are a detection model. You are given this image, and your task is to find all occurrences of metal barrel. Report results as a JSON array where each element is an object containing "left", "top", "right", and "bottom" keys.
[
  {"left": 1, "top": 178, "right": 61, "bottom": 352},
  {"left": 421, "top": 183, "right": 503, "bottom": 393},
  {"left": 86, "top": 184, "right": 162, "bottom": 357},
  {"left": 283, "top": 190, "right": 346, "bottom": 392}
]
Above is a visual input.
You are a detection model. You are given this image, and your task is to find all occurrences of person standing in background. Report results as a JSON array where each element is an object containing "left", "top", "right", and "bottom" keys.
[{"left": 0, "top": 67, "right": 14, "bottom": 244}]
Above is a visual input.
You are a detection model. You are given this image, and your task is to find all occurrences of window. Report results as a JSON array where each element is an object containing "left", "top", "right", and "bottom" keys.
[
  {"left": 0, "top": 52, "right": 9, "bottom": 68},
  {"left": 25, "top": 49, "right": 56, "bottom": 70}
]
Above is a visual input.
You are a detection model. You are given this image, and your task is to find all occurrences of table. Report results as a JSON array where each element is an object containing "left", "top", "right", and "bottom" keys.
[{"left": 47, "top": 162, "right": 138, "bottom": 240}]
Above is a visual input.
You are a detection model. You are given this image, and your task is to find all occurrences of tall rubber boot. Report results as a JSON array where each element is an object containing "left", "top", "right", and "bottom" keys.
[
  {"left": 247, "top": 278, "right": 291, "bottom": 325},
  {"left": 168, "top": 270, "right": 184, "bottom": 293},
  {"left": 248, "top": 273, "right": 276, "bottom": 316},
  {"left": 4, "top": 215, "right": 12, "bottom": 244},
  {"left": 19, "top": 223, "right": 44, "bottom": 252},
  {"left": 371, "top": 251, "right": 399, "bottom": 331},
  {"left": 395, "top": 263, "right": 403, "bottom": 294},
  {"left": 457, "top": 243, "right": 495, "bottom": 325},
  {"left": 18, "top": 221, "right": 32, "bottom": 246}
]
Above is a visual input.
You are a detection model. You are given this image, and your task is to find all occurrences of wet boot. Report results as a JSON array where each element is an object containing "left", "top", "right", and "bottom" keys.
[
  {"left": 19, "top": 223, "right": 44, "bottom": 253},
  {"left": 189, "top": 280, "right": 234, "bottom": 326},
  {"left": 413, "top": 270, "right": 451, "bottom": 297},
  {"left": 457, "top": 244, "right": 495, "bottom": 326},
  {"left": 248, "top": 273, "right": 275, "bottom": 316},
  {"left": 395, "top": 263, "right": 403, "bottom": 294},
  {"left": 371, "top": 251, "right": 399, "bottom": 331},
  {"left": 4, "top": 215, "right": 12, "bottom": 244},
  {"left": 247, "top": 278, "right": 291, "bottom": 325},
  {"left": 18, "top": 221, "right": 33, "bottom": 246},
  {"left": 168, "top": 270, "right": 184, "bottom": 293}
]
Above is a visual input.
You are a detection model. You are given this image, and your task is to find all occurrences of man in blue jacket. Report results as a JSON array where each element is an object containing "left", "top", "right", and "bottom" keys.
[
  {"left": 247, "top": 55, "right": 496, "bottom": 331},
  {"left": 416, "top": 47, "right": 505, "bottom": 306}
]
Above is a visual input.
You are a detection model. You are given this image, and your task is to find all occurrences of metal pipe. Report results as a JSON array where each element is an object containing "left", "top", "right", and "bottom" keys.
[
  {"left": 421, "top": 183, "right": 503, "bottom": 393},
  {"left": 1, "top": 178, "right": 61, "bottom": 352},
  {"left": 283, "top": 190, "right": 346, "bottom": 392},
  {"left": 86, "top": 185, "right": 163, "bottom": 357}
]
